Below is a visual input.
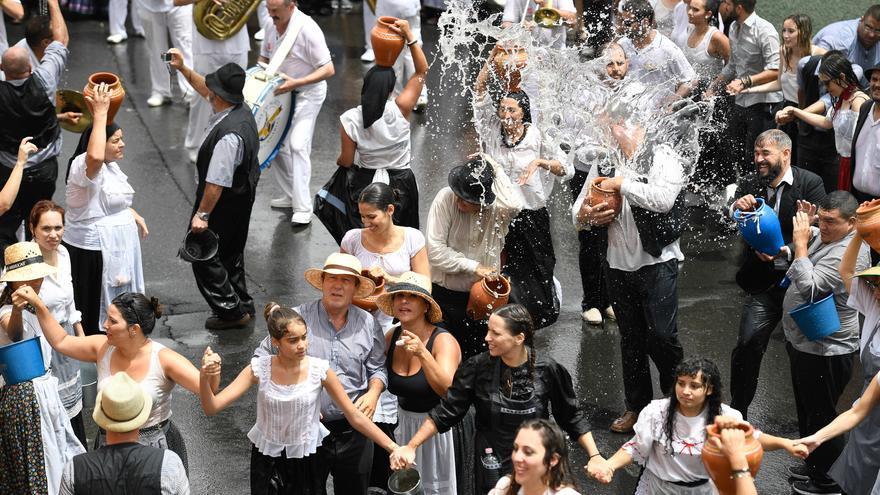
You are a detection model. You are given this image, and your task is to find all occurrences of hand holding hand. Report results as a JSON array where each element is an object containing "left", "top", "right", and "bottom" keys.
[
  {"left": 726, "top": 79, "right": 745, "bottom": 95},
  {"left": 794, "top": 434, "right": 821, "bottom": 455},
  {"left": 201, "top": 346, "right": 222, "bottom": 375},
  {"left": 16, "top": 137, "right": 37, "bottom": 164},
  {"left": 775, "top": 106, "right": 795, "bottom": 124},
  {"left": 586, "top": 456, "right": 614, "bottom": 484},
  {"left": 390, "top": 445, "right": 416, "bottom": 470}
]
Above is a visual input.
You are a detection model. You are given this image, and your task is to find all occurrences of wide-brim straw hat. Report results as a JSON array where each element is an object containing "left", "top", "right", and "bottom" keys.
[
  {"left": 0, "top": 241, "right": 57, "bottom": 282},
  {"left": 304, "top": 252, "right": 376, "bottom": 299},
  {"left": 375, "top": 271, "right": 443, "bottom": 324},
  {"left": 855, "top": 265, "right": 880, "bottom": 279},
  {"left": 93, "top": 371, "right": 153, "bottom": 433}
]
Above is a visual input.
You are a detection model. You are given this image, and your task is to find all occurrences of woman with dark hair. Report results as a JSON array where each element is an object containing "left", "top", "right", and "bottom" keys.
[
  {"left": 489, "top": 418, "right": 581, "bottom": 495},
  {"left": 64, "top": 83, "right": 148, "bottom": 336},
  {"left": 472, "top": 53, "right": 573, "bottom": 329},
  {"left": 587, "top": 357, "right": 806, "bottom": 493},
  {"left": 390, "top": 304, "right": 599, "bottom": 494},
  {"left": 196, "top": 302, "right": 398, "bottom": 494},
  {"left": 12, "top": 287, "right": 218, "bottom": 472},
  {"left": 329, "top": 18, "right": 426, "bottom": 240},
  {"left": 678, "top": 0, "right": 728, "bottom": 84},
  {"left": 776, "top": 50, "right": 869, "bottom": 191}
]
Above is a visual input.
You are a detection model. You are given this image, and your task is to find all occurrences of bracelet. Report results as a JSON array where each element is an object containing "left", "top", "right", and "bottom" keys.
[
  {"left": 730, "top": 468, "right": 751, "bottom": 479},
  {"left": 589, "top": 453, "right": 601, "bottom": 459},
  {"left": 406, "top": 38, "right": 418, "bottom": 46}
]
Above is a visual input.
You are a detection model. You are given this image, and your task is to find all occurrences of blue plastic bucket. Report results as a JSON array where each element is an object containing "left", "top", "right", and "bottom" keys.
[
  {"left": 733, "top": 198, "right": 785, "bottom": 256},
  {"left": 0, "top": 337, "right": 46, "bottom": 385},
  {"left": 789, "top": 294, "right": 841, "bottom": 341}
]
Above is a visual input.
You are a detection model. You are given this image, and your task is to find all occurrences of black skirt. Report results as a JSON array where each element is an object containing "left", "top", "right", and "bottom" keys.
[
  {"left": 64, "top": 242, "right": 104, "bottom": 336},
  {"left": 502, "top": 208, "right": 560, "bottom": 328}
]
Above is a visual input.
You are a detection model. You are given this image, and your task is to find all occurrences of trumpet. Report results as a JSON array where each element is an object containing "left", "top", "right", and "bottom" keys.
[{"left": 533, "top": 0, "right": 562, "bottom": 28}]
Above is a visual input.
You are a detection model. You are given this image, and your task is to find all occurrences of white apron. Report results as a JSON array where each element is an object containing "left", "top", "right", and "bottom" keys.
[{"left": 95, "top": 209, "right": 145, "bottom": 326}]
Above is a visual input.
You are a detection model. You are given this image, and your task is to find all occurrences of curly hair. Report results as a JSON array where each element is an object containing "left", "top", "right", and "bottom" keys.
[
  {"left": 662, "top": 357, "right": 723, "bottom": 455},
  {"left": 503, "top": 419, "right": 580, "bottom": 495}
]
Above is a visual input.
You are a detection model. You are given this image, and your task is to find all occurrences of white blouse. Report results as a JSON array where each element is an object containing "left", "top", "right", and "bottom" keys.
[
  {"left": 40, "top": 245, "right": 82, "bottom": 327},
  {"left": 65, "top": 153, "right": 135, "bottom": 250},
  {"left": 489, "top": 476, "right": 581, "bottom": 495},
  {"left": 830, "top": 105, "right": 860, "bottom": 158},
  {"left": 248, "top": 355, "right": 331, "bottom": 458},
  {"left": 340, "top": 100, "right": 411, "bottom": 171}
]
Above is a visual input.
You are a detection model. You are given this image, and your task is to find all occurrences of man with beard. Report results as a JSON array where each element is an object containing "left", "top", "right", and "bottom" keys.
[{"left": 728, "top": 129, "right": 825, "bottom": 419}]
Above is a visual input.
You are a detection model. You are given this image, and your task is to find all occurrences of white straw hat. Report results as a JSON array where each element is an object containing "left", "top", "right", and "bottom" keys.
[
  {"left": 304, "top": 253, "right": 376, "bottom": 299},
  {"left": 92, "top": 372, "right": 153, "bottom": 433},
  {"left": 0, "top": 242, "right": 57, "bottom": 282}
]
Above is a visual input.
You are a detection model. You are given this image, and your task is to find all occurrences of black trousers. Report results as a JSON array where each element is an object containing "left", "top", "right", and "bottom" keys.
[
  {"left": 316, "top": 421, "right": 373, "bottom": 495},
  {"left": 65, "top": 242, "right": 104, "bottom": 336},
  {"left": 432, "top": 283, "right": 488, "bottom": 360},
  {"left": 250, "top": 445, "right": 324, "bottom": 495},
  {"left": 0, "top": 157, "right": 57, "bottom": 252},
  {"left": 191, "top": 199, "right": 255, "bottom": 321},
  {"left": 728, "top": 102, "right": 775, "bottom": 177},
  {"left": 570, "top": 170, "right": 609, "bottom": 312},
  {"left": 70, "top": 411, "right": 87, "bottom": 449},
  {"left": 787, "top": 344, "right": 854, "bottom": 484},
  {"left": 729, "top": 286, "right": 786, "bottom": 419},
  {"left": 606, "top": 259, "right": 684, "bottom": 411},
  {"left": 368, "top": 422, "right": 396, "bottom": 490},
  {"left": 797, "top": 130, "right": 839, "bottom": 194}
]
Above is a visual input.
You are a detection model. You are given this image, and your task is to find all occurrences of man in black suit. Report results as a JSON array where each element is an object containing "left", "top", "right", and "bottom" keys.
[
  {"left": 849, "top": 64, "right": 880, "bottom": 204},
  {"left": 729, "top": 129, "right": 826, "bottom": 419}
]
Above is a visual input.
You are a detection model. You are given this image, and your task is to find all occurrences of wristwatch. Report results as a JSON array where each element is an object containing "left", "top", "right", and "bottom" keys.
[{"left": 196, "top": 211, "right": 210, "bottom": 221}]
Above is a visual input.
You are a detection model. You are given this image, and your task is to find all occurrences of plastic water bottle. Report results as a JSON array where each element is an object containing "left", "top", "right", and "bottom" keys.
[{"left": 481, "top": 447, "right": 502, "bottom": 492}]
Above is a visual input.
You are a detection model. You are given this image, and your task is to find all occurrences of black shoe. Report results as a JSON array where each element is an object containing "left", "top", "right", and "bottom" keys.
[
  {"left": 205, "top": 313, "right": 251, "bottom": 330},
  {"left": 792, "top": 479, "right": 842, "bottom": 495},
  {"left": 788, "top": 464, "right": 810, "bottom": 481}
]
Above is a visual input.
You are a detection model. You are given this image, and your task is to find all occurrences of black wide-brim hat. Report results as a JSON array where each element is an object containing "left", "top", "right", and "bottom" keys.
[
  {"left": 865, "top": 64, "right": 880, "bottom": 80},
  {"left": 205, "top": 63, "right": 245, "bottom": 105},
  {"left": 448, "top": 157, "right": 496, "bottom": 205}
]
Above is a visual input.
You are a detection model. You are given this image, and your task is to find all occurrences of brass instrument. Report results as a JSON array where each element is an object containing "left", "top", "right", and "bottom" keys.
[
  {"left": 533, "top": 0, "right": 561, "bottom": 28},
  {"left": 55, "top": 90, "right": 92, "bottom": 133},
  {"left": 194, "top": 0, "right": 261, "bottom": 41}
]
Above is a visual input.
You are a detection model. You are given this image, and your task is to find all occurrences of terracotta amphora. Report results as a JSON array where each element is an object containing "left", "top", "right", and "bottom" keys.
[
  {"left": 371, "top": 17, "right": 405, "bottom": 67},
  {"left": 701, "top": 423, "right": 763, "bottom": 495},
  {"left": 466, "top": 275, "right": 511, "bottom": 321},
  {"left": 492, "top": 44, "right": 528, "bottom": 93},
  {"left": 856, "top": 199, "right": 880, "bottom": 253},
  {"left": 588, "top": 177, "right": 622, "bottom": 215},
  {"left": 83, "top": 72, "right": 126, "bottom": 124}
]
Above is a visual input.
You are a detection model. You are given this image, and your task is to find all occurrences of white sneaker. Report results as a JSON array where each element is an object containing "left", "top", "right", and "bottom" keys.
[
  {"left": 605, "top": 306, "right": 616, "bottom": 321},
  {"left": 291, "top": 211, "right": 312, "bottom": 225},
  {"left": 270, "top": 197, "right": 293, "bottom": 209},
  {"left": 582, "top": 308, "right": 602, "bottom": 325},
  {"left": 254, "top": 28, "right": 265, "bottom": 41},
  {"left": 106, "top": 34, "right": 127, "bottom": 44},
  {"left": 360, "top": 49, "right": 375, "bottom": 63},
  {"left": 146, "top": 94, "right": 167, "bottom": 107}
]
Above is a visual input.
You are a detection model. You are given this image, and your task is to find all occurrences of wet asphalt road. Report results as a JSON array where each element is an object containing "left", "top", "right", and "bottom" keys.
[{"left": 8, "top": 8, "right": 866, "bottom": 494}]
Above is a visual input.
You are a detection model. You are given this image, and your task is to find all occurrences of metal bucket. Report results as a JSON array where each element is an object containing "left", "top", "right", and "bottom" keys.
[
  {"left": 388, "top": 468, "right": 423, "bottom": 495},
  {"left": 81, "top": 362, "right": 98, "bottom": 409}
]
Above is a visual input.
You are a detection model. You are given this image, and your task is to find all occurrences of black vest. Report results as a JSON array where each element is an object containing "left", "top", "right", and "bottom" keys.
[
  {"left": 72, "top": 443, "right": 164, "bottom": 494},
  {"left": 797, "top": 56, "right": 835, "bottom": 144},
  {"left": 194, "top": 103, "right": 260, "bottom": 214},
  {"left": 0, "top": 76, "right": 60, "bottom": 154}
]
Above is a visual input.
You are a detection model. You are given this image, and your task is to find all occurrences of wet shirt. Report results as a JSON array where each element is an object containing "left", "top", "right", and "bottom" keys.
[
  {"left": 853, "top": 103, "right": 880, "bottom": 197},
  {"left": 618, "top": 32, "right": 696, "bottom": 95},
  {"left": 721, "top": 12, "right": 782, "bottom": 107}
]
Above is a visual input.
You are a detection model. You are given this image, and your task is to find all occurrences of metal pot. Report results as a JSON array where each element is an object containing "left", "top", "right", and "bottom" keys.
[{"left": 388, "top": 468, "right": 423, "bottom": 495}]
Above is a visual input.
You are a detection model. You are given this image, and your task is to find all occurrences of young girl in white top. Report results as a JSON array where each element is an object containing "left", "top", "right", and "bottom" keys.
[
  {"left": 198, "top": 302, "right": 398, "bottom": 494},
  {"left": 489, "top": 419, "right": 582, "bottom": 495},
  {"left": 587, "top": 357, "right": 807, "bottom": 494}
]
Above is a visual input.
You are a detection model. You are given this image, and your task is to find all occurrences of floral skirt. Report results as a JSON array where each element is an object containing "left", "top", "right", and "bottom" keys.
[{"left": 0, "top": 381, "right": 48, "bottom": 494}]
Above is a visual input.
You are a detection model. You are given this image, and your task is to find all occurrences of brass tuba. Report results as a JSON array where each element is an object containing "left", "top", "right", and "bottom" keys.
[
  {"left": 194, "top": 0, "right": 260, "bottom": 41},
  {"left": 533, "top": 0, "right": 561, "bottom": 28}
]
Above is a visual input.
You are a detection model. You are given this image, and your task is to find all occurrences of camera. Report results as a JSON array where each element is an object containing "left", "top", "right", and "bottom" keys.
[{"left": 161, "top": 52, "right": 173, "bottom": 63}]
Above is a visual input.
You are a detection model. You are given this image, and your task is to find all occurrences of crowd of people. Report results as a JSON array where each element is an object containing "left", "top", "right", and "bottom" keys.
[{"left": 1, "top": 0, "right": 880, "bottom": 493}]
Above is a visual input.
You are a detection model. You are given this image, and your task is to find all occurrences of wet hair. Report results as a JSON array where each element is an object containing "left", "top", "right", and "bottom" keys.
[
  {"left": 28, "top": 200, "right": 65, "bottom": 236},
  {"left": 620, "top": 0, "right": 654, "bottom": 24},
  {"left": 782, "top": 14, "right": 813, "bottom": 72},
  {"left": 503, "top": 419, "right": 580, "bottom": 495},
  {"left": 663, "top": 357, "right": 723, "bottom": 455},
  {"left": 754, "top": 129, "right": 792, "bottom": 151},
  {"left": 492, "top": 304, "right": 537, "bottom": 391},
  {"left": 263, "top": 301, "right": 306, "bottom": 339},
  {"left": 358, "top": 182, "right": 399, "bottom": 213},
  {"left": 111, "top": 293, "right": 163, "bottom": 335},
  {"left": 819, "top": 51, "right": 863, "bottom": 93},
  {"left": 24, "top": 16, "right": 51, "bottom": 48},
  {"left": 820, "top": 190, "right": 859, "bottom": 220},
  {"left": 731, "top": 0, "right": 755, "bottom": 14},
  {"left": 498, "top": 91, "right": 533, "bottom": 124}
]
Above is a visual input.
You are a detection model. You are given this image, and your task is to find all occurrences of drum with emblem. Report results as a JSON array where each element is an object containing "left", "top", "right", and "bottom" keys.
[{"left": 243, "top": 66, "right": 296, "bottom": 170}]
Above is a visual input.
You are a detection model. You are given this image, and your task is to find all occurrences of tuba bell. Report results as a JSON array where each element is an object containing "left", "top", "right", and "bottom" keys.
[
  {"left": 194, "top": 0, "right": 261, "bottom": 41},
  {"left": 533, "top": 0, "right": 561, "bottom": 28}
]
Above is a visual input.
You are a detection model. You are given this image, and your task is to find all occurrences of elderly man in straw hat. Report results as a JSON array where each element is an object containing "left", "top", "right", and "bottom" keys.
[
  {"left": 254, "top": 252, "right": 386, "bottom": 495},
  {"left": 57, "top": 372, "right": 189, "bottom": 494}
]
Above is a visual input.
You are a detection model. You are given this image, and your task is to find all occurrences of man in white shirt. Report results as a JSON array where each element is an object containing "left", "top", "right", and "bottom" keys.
[
  {"left": 426, "top": 156, "right": 523, "bottom": 359},
  {"left": 261, "top": 0, "right": 335, "bottom": 226},
  {"left": 571, "top": 126, "right": 687, "bottom": 434},
  {"left": 850, "top": 64, "right": 880, "bottom": 204}
]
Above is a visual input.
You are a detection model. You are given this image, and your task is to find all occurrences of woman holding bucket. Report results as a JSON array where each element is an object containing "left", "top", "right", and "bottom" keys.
[
  {"left": 375, "top": 272, "right": 461, "bottom": 494},
  {"left": 0, "top": 242, "right": 85, "bottom": 494},
  {"left": 391, "top": 303, "right": 599, "bottom": 494},
  {"left": 11, "top": 286, "right": 217, "bottom": 472},
  {"left": 196, "top": 302, "right": 398, "bottom": 494}
]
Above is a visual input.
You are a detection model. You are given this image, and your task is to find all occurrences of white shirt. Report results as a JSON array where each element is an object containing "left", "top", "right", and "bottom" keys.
[
  {"left": 376, "top": 0, "right": 420, "bottom": 19},
  {"left": 13, "top": 38, "right": 40, "bottom": 67},
  {"left": 618, "top": 32, "right": 696, "bottom": 94},
  {"left": 502, "top": 0, "right": 575, "bottom": 49},
  {"left": 260, "top": 11, "right": 332, "bottom": 92},
  {"left": 0, "top": 305, "right": 52, "bottom": 370},
  {"left": 848, "top": 278, "right": 880, "bottom": 365},
  {"left": 339, "top": 100, "right": 411, "bottom": 170},
  {"left": 137, "top": 0, "right": 174, "bottom": 14},
  {"left": 0, "top": 0, "right": 22, "bottom": 55},
  {"left": 650, "top": 0, "right": 678, "bottom": 38},
  {"left": 65, "top": 154, "right": 136, "bottom": 250},
  {"left": 669, "top": 1, "right": 689, "bottom": 48},
  {"left": 854, "top": 105, "right": 880, "bottom": 196},
  {"left": 489, "top": 476, "right": 581, "bottom": 495},
  {"left": 679, "top": 25, "right": 724, "bottom": 80}
]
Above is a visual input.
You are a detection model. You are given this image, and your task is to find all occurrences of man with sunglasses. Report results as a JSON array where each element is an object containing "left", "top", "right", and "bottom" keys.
[{"left": 813, "top": 5, "right": 880, "bottom": 85}]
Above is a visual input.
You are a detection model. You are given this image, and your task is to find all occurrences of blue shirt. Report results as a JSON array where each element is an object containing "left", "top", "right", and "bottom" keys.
[
  {"left": 813, "top": 19, "right": 879, "bottom": 84},
  {"left": 254, "top": 300, "right": 387, "bottom": 421}
]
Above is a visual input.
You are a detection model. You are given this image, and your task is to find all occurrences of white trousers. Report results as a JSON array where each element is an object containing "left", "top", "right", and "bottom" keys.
[
  {"left": 257, "top": 0, "right": 272, "bottom": 31},
  {"left": 109, "top": 0, "right": 144, "bottom": 37},
  {"left": 139, "top": 5, "right": 193, "bottom": 98},
  {"left": 270, "top": 85, "right": 326, "bottom": 213},
  {"left": 184, "top": 51, "right": 249, "bottom": 153}
]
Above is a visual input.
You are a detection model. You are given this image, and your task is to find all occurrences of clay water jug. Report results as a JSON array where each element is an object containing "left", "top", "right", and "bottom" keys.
[
  {"left": 371, "top": 17, "right": 405, "bottom": 67},
  {"left": 588, "top": 177, "right": 621, "bottom": 215},
  {"left": 83, "top": 72, "right": 126, "bottom": 124},
  {"left": 353, "top": 270, "right": 385, "bottom": 312},
  {"left": 856, "top": 199, "right": 880, "bottom": 253},
  {"left": 701, "top": 423, "right": 763, "bottom": 495},
  {"left": 492, "top": 44, "right": 528, "bottom": 93},
  {"left": 467, "top": 276, "right": 511, "bottom": 321}
]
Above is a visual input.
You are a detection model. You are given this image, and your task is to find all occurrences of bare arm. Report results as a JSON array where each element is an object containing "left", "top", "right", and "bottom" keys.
[
  {"left": 324, "top": 370, "right": 398, "bottom": 452},
  {"left": 409, "top": 247, "right": 430, "bottom": 278},
  {"left": 12, "top": 286, "right": 105, "bottom": 362},
  {"left": 401, "top": 331, "right": 460, "bottom": 397},
  {"left": 797, "top": 375, "right": 880, "bottom": 452},
  {"left": 709, "top": 31, "right": 730, "bottom": 65},
  {"left": 160, "top": 347, "right": 220, "bottom": 395},
  {"left": 790, "top": 107, "right": 832, "bottom": 130},
  {"left": 48, "top": 0, "right": 69, "bottom": 46},
  {"left": 196, "top": 183, "right": 224, "bottom": 215},
  {"left": 276, "top": 63, "right": 335, "bottom": 95},
  {"left": 199, "top": 364, "right": 256, "bottom": 416},
  {"left": 336, "top": 126, "right": 356, "bottom": 168},
  {"left": 168, "top": 49, "right": 210, "bottom": 99},
  {"left": 394, "top": 26, "right": 428, "bottom": 119},
  {"left": 839, "top": 231, "right": 863, "bottom": 293},
  {"left": 1, "top": 0, "right": 24, "bottom": 20},
  {"left": 84, "top": 85, "right": 112, "bottom": 179},
  {"left": 0, "top": 139, "right": 35, "bottom": 215}
]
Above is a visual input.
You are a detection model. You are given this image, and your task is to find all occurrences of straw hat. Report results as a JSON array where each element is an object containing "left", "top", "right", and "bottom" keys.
[
  {"left": 92, "top": 372, "right": 153, "bottom": 433},
  {"left": 0, "top": 242, "right": 57, "bottom": 282},
  {"left": 855, "top": 265, "right": 880, "bottom": 279},
  {"left": 304, "top": 253, "right": 376, "bottom": 299},
  {"left": 375, "top": 272, "right": 443, "bottom": 323}
]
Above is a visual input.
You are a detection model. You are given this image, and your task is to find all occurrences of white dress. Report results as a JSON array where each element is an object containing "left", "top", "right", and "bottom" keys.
[
  {"left": 248, "top": 355, "right": 330, "bottom": 458},
  {"left": 622, "top": 398, "right": 744, "bottom": 495}
]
